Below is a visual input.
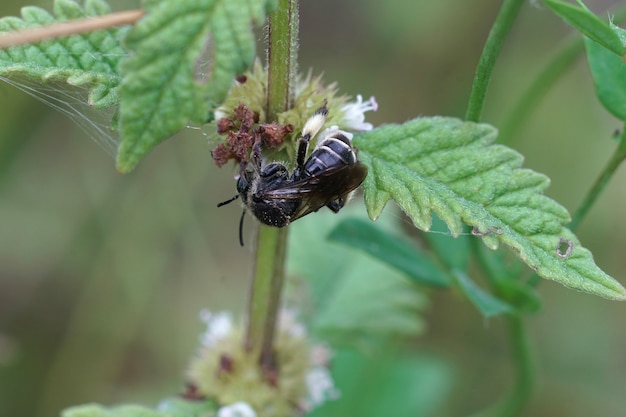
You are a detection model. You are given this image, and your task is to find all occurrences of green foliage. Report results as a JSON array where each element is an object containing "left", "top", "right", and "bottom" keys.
[
  {"left": 354, "top": 117, "right": 626, "bottom": 300},
  {"left": 328, "top": 218, "right": 450, "bottom": 288},
  {"left": 287, "top": 209, "right": 427, "bottom": 348},
  {"left": 0, "top": 0, "right": 126, "bottom": 108},
  {"left": 584, "top": 23, "right": 626, "bottom": 121},
  {"left": 543, "top": 0, "right": 625, "bottom": 56},
  {"left": 309, "top": 349, "right": 453, "bottom": 417},
  {"left": 451, "top": 270, "right": 515, "bottom": 317},
  {"left": 329, "top": 218, "right": 524, "bottom": 318},
  {"left": 62, "top": 399, "right": 217, "bottom": 417},
  {"left": 117, "top": 0, "right": 277, "bottom": 172}
]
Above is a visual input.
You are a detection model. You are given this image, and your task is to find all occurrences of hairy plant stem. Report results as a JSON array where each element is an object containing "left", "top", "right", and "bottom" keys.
[
  {"left": 570, "top": 126, "right": 626, "bottom": 231},
  {"left": 266, "top": 0, "right": 299, "bottom": 120},
  {"left": 245, "top": 0, "right": 299, "bottom": 369},
  {"left": 465, "top": 0, "right": 525, "bottom": 122}
]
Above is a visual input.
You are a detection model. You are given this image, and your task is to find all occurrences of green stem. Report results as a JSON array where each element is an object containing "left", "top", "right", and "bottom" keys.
[
  {"left": 468, "top": 316, "right": 534, "bottom": 417},
  {"left": 245, "top": 0, "right": 299, "bottom": 368},
  {"left": 465, "top": 0, "right": 525, "bottom": 122},
  {"left": 266, "top": 0, "right": 299, "bottom": 121},
  {"left": 246, "top": 226, "right": 289, "bottom": 360},
  {"left": 570, "top": 126, "right": 626, "bottom": 231}
]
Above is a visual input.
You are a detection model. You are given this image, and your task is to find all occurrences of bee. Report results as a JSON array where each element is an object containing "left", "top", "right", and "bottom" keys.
[{"left": 218, "top": 104, "right": 368, "bottom": 245}]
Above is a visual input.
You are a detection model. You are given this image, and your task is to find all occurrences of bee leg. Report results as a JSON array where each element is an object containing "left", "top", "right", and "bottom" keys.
[
  {"left": 238, "top": 209, "right": 246, "bottom": 247},
  {"left": 326, "top": 196, "right": 346, "bottom": 213},
  {"left": 250, "top": 139, "right": 263, "bottom": 170},
  {"left": 293, "top": 136, "right": 310, "bottom": 180},
  {"left": 294, "top": 103, "right": 328, "bottom": 179}
]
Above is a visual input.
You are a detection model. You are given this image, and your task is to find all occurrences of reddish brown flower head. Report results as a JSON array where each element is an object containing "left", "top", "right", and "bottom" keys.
[
  {"left": 216, "top": 117, "right": 236, "bottom": 134},
  {"left": 259, "top": 122, "right": 295, "bottom": 148},
  {"left": 233, "top": 103, "right": 259, "bottom": 131},
  {"left": 211, "top": 143, "right": 236, "bottom": 167}
]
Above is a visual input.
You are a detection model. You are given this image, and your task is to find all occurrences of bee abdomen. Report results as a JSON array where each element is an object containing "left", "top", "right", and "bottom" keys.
[{"left": 305, "top": 134, "right": 356, "bottom": 176}]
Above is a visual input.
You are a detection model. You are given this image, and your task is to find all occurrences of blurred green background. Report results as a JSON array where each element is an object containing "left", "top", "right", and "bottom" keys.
[{"left": 1, "top": 0, "right": 626, "bottom": 416}]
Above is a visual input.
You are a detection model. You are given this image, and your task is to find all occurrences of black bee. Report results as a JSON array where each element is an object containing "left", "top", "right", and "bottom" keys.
[{"left": 218, "top": 104, "right": 368, "bottom": 245}]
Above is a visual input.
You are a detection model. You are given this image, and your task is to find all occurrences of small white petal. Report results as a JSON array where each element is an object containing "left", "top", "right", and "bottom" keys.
[
  {"left": 214, "top": 108, "right": 227, "bottom": 120},
  {"left": 278, "top": 308, "right": 307, "bottom": 338},
  {"left": 340, "top": 94, "right": 378, "bottom": 132},
  {"left": 305, "top": 367, "right": 341, "bottom": 408},
  {"left": 199, "top": 310, "right": 234, "bottom": 347},
  {"left": 217, "top": 402, "right": 257, "bottom": 417}
]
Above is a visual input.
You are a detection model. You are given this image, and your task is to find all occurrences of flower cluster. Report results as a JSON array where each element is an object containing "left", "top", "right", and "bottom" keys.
[
  {"left": 210, "top": 62, "right": 377, "bottom": 168},
  {"left": 187, "top": 309, "right": 340, "bottom": 417}
]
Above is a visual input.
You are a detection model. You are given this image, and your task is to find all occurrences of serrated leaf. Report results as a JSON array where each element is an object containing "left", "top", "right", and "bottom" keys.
[
  {"left": 584, "top": 30, "right": 626, "bottom": 120},
  {"left": 328, "top": 218, "right": 450, "bottom": 288},
  {"left": 451, "top": 270, "right": 515, "bottom": 317},
  {"left": 116, "top": 0, "right": 276, "bottom": 173},
  {"left": 0, "top": 0, "right": 127, "bottom": 109},
  {"left": 354, "top": 117, "right": 626, "bottom": 300},
  {"left": 543, "top": 0, "right": 625, "bottom": 56}
]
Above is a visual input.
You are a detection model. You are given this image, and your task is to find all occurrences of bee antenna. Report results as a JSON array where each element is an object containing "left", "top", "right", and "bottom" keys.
[
  {"left": 238, "top": 209, "right": 246, "bottom": 247},
  {"left": 217, "top": 194, "right": 239, "bottom": 207}
]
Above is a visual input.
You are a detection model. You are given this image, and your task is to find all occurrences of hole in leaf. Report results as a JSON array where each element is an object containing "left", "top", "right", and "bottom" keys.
[{"left": 556, "top": 237, "right": 573, "bottom": 258}]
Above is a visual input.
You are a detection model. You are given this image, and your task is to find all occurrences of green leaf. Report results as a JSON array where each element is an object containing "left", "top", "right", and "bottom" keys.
[
  {"left": 474, "top": 244, "right": 542, "bottom": 313},
  {"left": 543, "top": 0, "right": 625, "bottom": 56},
  {"left": 328, "top": 218, "right": 450, "bottom": 288},
  {"left": 584, "top": 27, "right": 626, "bottom": 120},
  {"left": 62, "top": 399, "right": 217, "bottom": 417},
  {"left": 451, "top": 270, "right": 515, "bottom": 317},
  {"left": 117, "top": 0, "right": 276, "bottom": 173},
  {"left": 0, "top": 0, "right": 127, "bottom": 109},
  {"left": 287, "top": 208, "right": 428, "bottom": 348},
  {"left": 354, "top": 117, "right": 626, "bottom": 300},
  {"left": 422, "top": 214, "right": 470, "bottom": 270},
  {"left": 309, "top": 349, "right": 453, "bottom": 417},
  {"left": 62, "top": 403, "right": 160, "bottom": 417}
]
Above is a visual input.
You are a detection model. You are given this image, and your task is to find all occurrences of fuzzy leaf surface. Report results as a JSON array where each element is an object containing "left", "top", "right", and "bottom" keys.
[
  {"left": 117, "top": 0, "right": 276, "bottom": 172},
  {"left": 354, "top": 117, "right": 626, "bottom": 300},
  {"left": 0, "top": 0, "right": 126, "bottom": 108}
]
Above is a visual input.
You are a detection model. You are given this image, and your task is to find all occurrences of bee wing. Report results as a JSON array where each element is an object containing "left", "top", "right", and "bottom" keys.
[{"left": 261, "top": 163, "right": 367, "bottom": 221}]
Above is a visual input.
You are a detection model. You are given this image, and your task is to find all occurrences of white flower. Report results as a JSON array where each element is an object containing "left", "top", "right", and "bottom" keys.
[
  {"left": 217, "top": 402, "right": 257, "bottom": 417},
  {"left": 199, "top": 310, "right": 233, "bottom": 348},
  {"left": 340, "top": 94, "right": 378, "bottom": 131},
  {"left": 305, "top": 367, "right": 341, "bottom": 408},
  {"left": 279, "top": 308, "right": 307, "bottom": 338}
]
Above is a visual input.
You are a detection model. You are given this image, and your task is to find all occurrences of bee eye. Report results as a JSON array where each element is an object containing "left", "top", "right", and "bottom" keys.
[{"left": 236, "top": 176, "right": 248, "bottom": 194}]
